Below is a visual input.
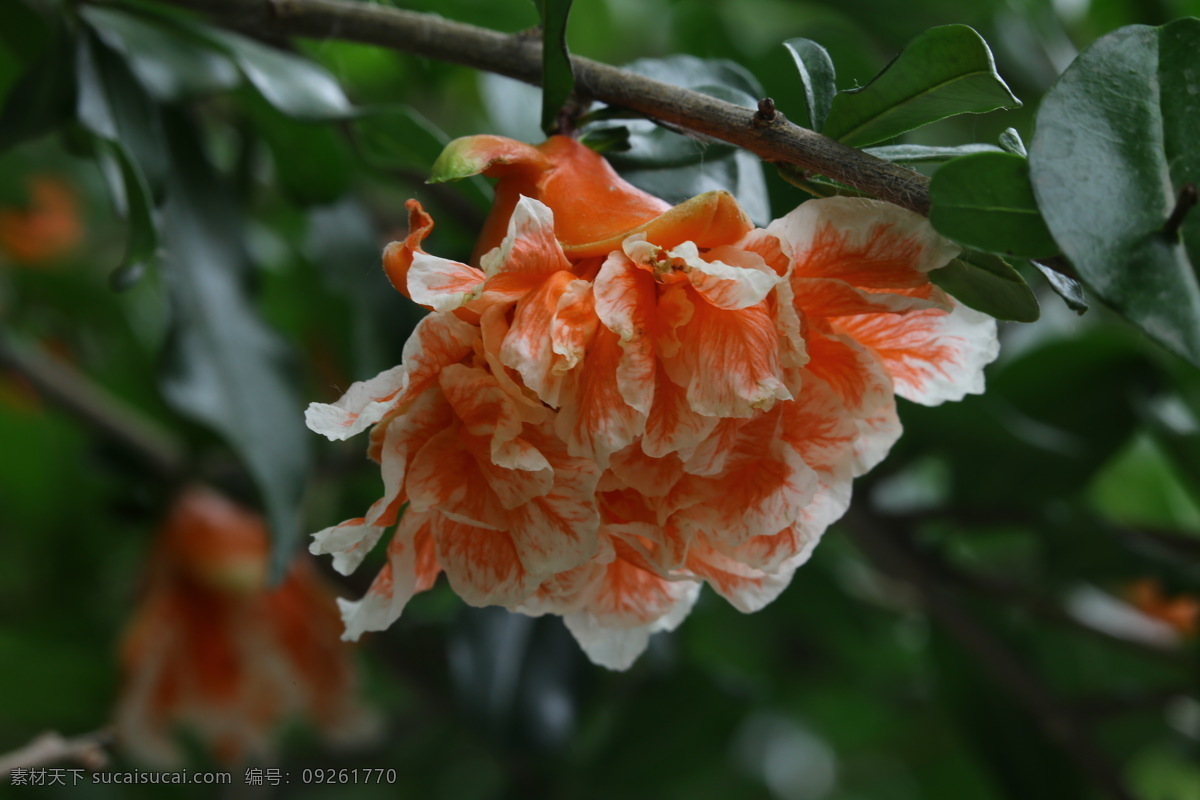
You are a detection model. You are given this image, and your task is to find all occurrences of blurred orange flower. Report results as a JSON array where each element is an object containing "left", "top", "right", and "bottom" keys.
[
  {"left": 307, "top": 135, "right": 999, "bottom": 669},
  {"left": 115, "top": 487, "right": 375, "bottom": 766},
  {"left": 0, "top": 177, "right": 83, "bottom": 267},
  {"left": 1125, "top": 578, "right": 1198, "bottom": 637}
]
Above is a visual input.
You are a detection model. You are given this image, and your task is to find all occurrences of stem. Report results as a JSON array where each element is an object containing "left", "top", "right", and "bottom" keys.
[
  {"left": 155, "top": 0, "right": 933, "bottom": 215},
  {"left": 0, "top": 334, "right": 185, "bottom": 478}
]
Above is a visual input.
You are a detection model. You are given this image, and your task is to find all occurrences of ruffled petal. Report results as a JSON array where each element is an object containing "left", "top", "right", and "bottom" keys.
[
  {"left": 338, "top": 510, "right": 440, "bottom": 640},
  {"left": 594, "top": 252, "right": 658, "bottom": 416},
  {"left": 381, "top": 199, "right": 434, "bottom": 297},
  {"left": 305, "top": 312, "right": 476, "bottom": 442},
  {"left": 555, "top": 325, "right": 647, "bottom": 467},
  {"left": 770, "top": 196, "right": 960, "bottom": 290},
  {"left": 433, "top": 515, "right": 542, "bottom": 607},
  {"left": 407, "top": 252, "right": 486, "bottom": 311},
  {"left": 500, "top": 271, "right": 596, "bottom": 407},
  {"left": 833, "top": 298, "right": 999, "bottom": 406}
]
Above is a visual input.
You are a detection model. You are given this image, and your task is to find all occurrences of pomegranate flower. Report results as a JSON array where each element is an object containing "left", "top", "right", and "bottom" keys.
[
  {"left": 306, "top": 135, "right": 998, "bottom": 669},
  {"left": 115, "top": 487, "right": 375, "bottom": 765}
]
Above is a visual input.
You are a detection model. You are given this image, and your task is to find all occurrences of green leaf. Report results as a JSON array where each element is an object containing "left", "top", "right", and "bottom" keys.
[
  {"left": 353, "top": 104, "right": 491, "bottom": 210},
  {"left": 1029, "top": 19, "right": 1200, "bottom": 368},
  {"left": 0, "top": 0, "right": 52, "bottom": 64},
  {"left": 929, "top": 152, "right": 1059, "bottom": 259},
  {"left": 865, "top": 142, "right": 1003, "bottom": 164},
  {"left": 157, "top": 110, "right": 311, "bottom": 577},
  {"left": 782, "top": 37, "right": 835, "bottom": 132},
  {"left": 998, "top": 127, "right": 1026, "bottom": 157},
  {"left": 930, "top": 250, "right": 1040, "bottom": 322},
  {"left": 91, "top": 135, "right": 158, "bottom": 287},
  {"left": 1031, "top": 260, "right": 1088, "bottom": 314},
  {"left": 245, "top": 95, "right": 353, "bottom": 206},
  {"left": 0, "top": 32, "right": 74, "bottom": 154},
  {"left": 534, "top": 0, "right": 575, "bottom": 136},
  {"left": 203, "top": 28, "right": 352, "bottom": 119},
  {"left": 822, "top": 25, "right": 1021, "bottom": 147},
  {"left": 75, "top": 31, "right": 168, "bottom": 193},
  {"left": 79, "top": 5, "right": 239, "bottom": 103},
  {"left": 623, "top": 148, "right": 769, "bottom": 226}
]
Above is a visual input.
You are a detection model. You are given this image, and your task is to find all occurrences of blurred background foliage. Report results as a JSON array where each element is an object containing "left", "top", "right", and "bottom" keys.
[{"left": 1, "top": 0, "right": 1198, "bottom": 798}]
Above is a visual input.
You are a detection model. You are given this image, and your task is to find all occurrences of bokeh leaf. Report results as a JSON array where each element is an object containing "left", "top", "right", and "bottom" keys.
[
  {"left": 203, "top": 28, "right": 353, "bottom": 119},
  {"left": 823, "top": 25, "right": 1021, "bottom": 147},
  {"left": 931, "top": 250, "right": 1040, "bottom": 322},
  {"left": 0, "top": 25, "right": 73, "bottom": 154},
  {"left": 782, "top": 37, "right": 836, "bottom": 132},
  {"left": 158, "top": 111, "right": 310, "bottom": 577},
  {"left": 245, "top": 96, "right": 353, "bottom": 206},
  {"left": 930, "top": 152, "right": 1059, "bottom": 259},
  {"left": 1030, "top": 19, "right": 1200, "bottom": 368},
  {"left": 534, "top": 0, "right": 575, "bottom": 135},
  {"left": 92, "top": 135, "right": 158, "bottom": 287},
  {"left": 79, "top": 5, "right": 239, "bottom": 103}
]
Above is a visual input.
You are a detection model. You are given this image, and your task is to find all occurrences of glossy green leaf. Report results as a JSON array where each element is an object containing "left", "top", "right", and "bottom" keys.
[
  {"left": 1032, "top": 260, "right": 1088, "bottom": 314},
  {"left": 157, "top": 111, "right": 311, "bottom": 577},
  {"left": 930, "top": 250, "right": 1040, "bottom": 322},
  {"left": 822, "top": 25, "right": 1021, "bottom": 147},
  {"left": 203, "top": 28, "right": 353, "bottom": 119},
  {"left": 534, "top": 0, "right": 575, "bottom": 135},
  {"left": 930, "top": 152, "right": 1059, "bottom": 259},
  {"left": 782, "top": 37, "right": 835, "bottom": 132},
  {"left": 79, "top": 5, "right": 239, "bottom": 102},
  {"left": 1030, "top": 19, "right": 1200, "bottom": 368},
  {"left": 865, "top": 142, "right": 1003, "bottom": 164}
]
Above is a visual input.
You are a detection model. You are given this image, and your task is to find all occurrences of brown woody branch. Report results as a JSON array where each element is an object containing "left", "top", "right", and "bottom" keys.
[{"left": 156, "top": 0, "right": 933, "bottom": 214}]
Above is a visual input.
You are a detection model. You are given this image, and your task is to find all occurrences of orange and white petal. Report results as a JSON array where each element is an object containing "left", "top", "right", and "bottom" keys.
[
  {"left": 407, "top": 252, "right": 486, "bottom": 311},
  {"left": 671, "top": 410, "right": 817, "bottom": 548},
  {"left": 802, "top": 327, "right": 893, "bottom": 420},
  {"left": 594, "top": 252, "right": 659, "bottom": 415},
  {"left": 623, "top": 237, "right": 777, "bottom": 311},
  {"left": 406, "top": 427, "right": 506, "bottom": 529},
  {"left": 306, "top": 312, "right": 476, "bottom": 442},
  {"left": 554, "top": 325, "right": 647, "bottom": 467},
  {"left": 723, "top": 476, "right": 851, "bottom": 573},
  {"left": 381, "top": 199, "right": 435, "bottom": 297},
  {"left": 832, "top": 298, "right": 999, "bottom": 406},
  {"left": 500, "top": 271, "right": 596, "bottom": 407},
  {"left": 500, "top": 425, "right": 602, "bottom": 574},
  {"left": 666, "top": 288, "right": 792, "bottom": 418},
  {"left": 479, "top": 195, "right": 572, "bottom": 286},
  {"left": 479, "top": 305, "right": 554, "bottom": 425},
  {"left": 562, "top": 555, "right": 702, "bottom": 670},
  {"left": 642, "top": 361, "right": 719, "bottom": 458},
  {"left": 686, "top": 536, "right": 795, "bottom": 614},
  {"left": 338, "top": 510, "right": 440, "bottom": 640},
  {"left": 309, "top": 515, "right": 388, "bottom": 577},
  {"left": 305, "top": 364, "right": 408, "bottom": 441},
  {"left": 433, "top": 515, "right": 542, "bottom": 607},
  {"left": 769, "top": 196, "right": 960, "bottom": 290},
  {"left": 790, "top": 276, "right": 946, "bottom": 318},
  {"left": 439, "top": 363, "right": 550, "bottom": 473},
  {"left": 607, "top": 443, "right": 686, "bottom": 498}
]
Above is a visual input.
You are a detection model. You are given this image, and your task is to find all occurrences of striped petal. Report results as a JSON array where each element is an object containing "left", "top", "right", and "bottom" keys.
[{"left": 338, "top": 510, "right": 440, "bottom": 640}]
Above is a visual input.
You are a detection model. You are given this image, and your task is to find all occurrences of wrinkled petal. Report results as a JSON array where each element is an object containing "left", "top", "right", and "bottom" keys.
[
  {"left": 407, "top": 252, "right": 486, "bottom": 311},
  {"left": 833, "top": 298, "right": 999, "bottom": 406},
  {"left": 770, "top": 196, "right": 960, "bottom": 291},
  {"left": 434, "top": 515, "right": 542, "bottom": 607},
  {"left": 338, "top": 510, "right": 440, "bottom": 640},
  {"left": 305, "top": 312, "right": 476, "bottom": 441}
]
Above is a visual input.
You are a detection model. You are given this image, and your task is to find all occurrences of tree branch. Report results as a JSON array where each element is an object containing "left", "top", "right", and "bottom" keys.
[
  {"left": 0, "top": 333, "right": 185, "bottom": 478},
  {"left": 156, "top": 0, "right": 933, "bottom": 214},
  {"left": 844, "top": 508, "right": 1140, "bottom": 800}
]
